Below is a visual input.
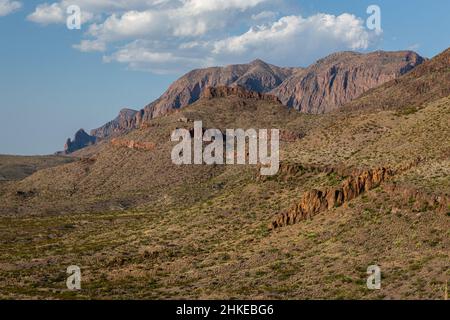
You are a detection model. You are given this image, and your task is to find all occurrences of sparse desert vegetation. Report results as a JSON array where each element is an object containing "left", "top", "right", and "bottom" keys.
[{"left": 0, "top": 48, "right": 449, "bottom": 300}]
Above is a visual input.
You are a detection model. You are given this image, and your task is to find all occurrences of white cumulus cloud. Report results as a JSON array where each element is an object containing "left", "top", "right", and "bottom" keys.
[
  {"left": 212, "top": 14, "right": 372, "bottom": 66},
  {"left": 103, "top": 39, "right": 212, "bottom": 74},
  {"left": 27, "top": 2, "right": 96, "bottom": 25},
  {"left": 0, "top": 0, "right": 21, "bottom": 17},
  {"left": 27, "top": 3, "right": 65, "bottom": 24},
  {"left": 28, "top": 0, "right": 381, "bottom": 73}
]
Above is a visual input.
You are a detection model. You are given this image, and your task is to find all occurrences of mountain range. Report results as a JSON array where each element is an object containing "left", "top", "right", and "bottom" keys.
[
  {"left": 63, "top": 50, "right": 425, "bottom": 154},
  {"left": 1, "top": 47, "right": 448, "bottom": 300}
]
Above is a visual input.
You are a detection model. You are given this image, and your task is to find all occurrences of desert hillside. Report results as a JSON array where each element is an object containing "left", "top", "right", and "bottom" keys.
[{"left": 0, "top": 48, "right": 448, "bottom": 300}]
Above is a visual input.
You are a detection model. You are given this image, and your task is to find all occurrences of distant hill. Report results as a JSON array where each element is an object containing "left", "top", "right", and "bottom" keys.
[{"left": 0, "top": 155, "right": 75, "bottom": 181}]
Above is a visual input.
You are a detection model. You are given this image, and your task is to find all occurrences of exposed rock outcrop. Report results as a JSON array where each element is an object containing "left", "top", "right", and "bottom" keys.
[
  {"left": 140, "top": 51, "right": 424, "bottom": 121},
  {"left": 271, "top": 51, "right": 425, "bottom": 113},
  {"left": 62, "top": 50, "right": 426, "bottom": 152},
  {"left": 139, "top": 59, "right": 296, "bottom": 122},
  {"left": 270, "top": 166, "right": 396, "bottom": 230},
  {"left": 62, "top": 59, "right": 294, "bottom": 151},
  {"left": 91, "top": 108, "right": 138, "bottom": 139},
  {"left": 200, "top": 86, "right": 281, "bottom": 103},
  {"left": 64, "top": 129, "right": 97, "bottom": 154},
  {"left": 268, "top": 158, "right": 445, "bottom": 230},
  {"left": 346, "top": 47, "right": 450, "bottom": 111},
  {"left": 111, "top": 138, "right": 156, "bottom": 152}
]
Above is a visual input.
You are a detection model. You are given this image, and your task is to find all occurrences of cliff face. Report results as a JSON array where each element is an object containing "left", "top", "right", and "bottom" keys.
[
  {"left": 345, "top": 48, "right": 450, "bottom": 111},
  {"left": 139, "top": 59, "right": 296, "bottom": 122},
  {"left": 64, "top": 129, "right": 97, "bottom": 154},
  {"left": 62, "top": 50, "right": 425, "bottom": 152},
  {"left": 91, "top": 108, "right": 138, "bottom": 139},
  {"left": 64, "top": 59, "right": 295, "bottom": 151},
  {"left": 140, "top": 51, "right": 424, "bottom": 121},
  {"left": 271, "top": 51, "right": 425, "bottom": 113}
]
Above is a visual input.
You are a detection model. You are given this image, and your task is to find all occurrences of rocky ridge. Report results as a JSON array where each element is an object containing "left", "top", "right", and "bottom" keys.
[
  {"left": 345, "top": 48, "right": 450, "bottom": 111},
  {"left": 63, "top": 50, "right": 425, "bottom": 153},
  {"left": 271, "top": 50, "right": 425, "bottom": 113},
  {"left": 269, "top": 158, "right": 449, "bottom": 230},
  {"left": 91, "top": 108, "right": 138, "bottom": 139},
  {"left": 140, "top": 59, "right": 295, "bottom": 121},
  {"left": 64, "top": 129, "right": 96, "bottom": 154}
]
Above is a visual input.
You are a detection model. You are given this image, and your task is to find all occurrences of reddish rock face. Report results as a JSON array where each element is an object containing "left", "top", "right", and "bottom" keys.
[
  {"left": 63, "top": 50, "right": 426, "bottom": 152},
  {"left": 346, "top": 48, "right": 450, "bottom": 111},
  {"left": 271, "top": 51, "right": 426, "bottom": 114},
  {"left": 110, "top": 138, "right": 155, "bottom": 152},
  {"left": 73, "top": 59, "right": 294, "bottom": 150},
  {"left": 139, "top": 51, "right": 425, "bottom": 122},
  {"left": 138, "top": 59, "right": 296, "bottom": 122},
  {"left": 270, "top": 166, "right": 398, "bottom": 230},
  {"left": 116, "top": 51, "right": 425, "bottom": 132},
  {"left": 269, "top": 157, "right": 449, "bottom": 230},
  {"left": 91, "top": 108, "right": 139, "bottom": 139}
]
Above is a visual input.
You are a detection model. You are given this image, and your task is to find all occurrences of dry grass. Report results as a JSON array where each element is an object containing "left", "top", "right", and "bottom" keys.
[{"left": 0, "top": 94, "right": 448, "bottom": 300}]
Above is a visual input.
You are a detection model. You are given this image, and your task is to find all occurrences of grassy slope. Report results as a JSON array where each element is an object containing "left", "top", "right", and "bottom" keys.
[{"left": 0, "top": 95, "right": 448, "bottom": 299}]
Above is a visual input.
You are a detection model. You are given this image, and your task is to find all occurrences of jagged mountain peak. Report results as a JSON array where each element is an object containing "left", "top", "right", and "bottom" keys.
[
  {"left": 248, "top": 58, "right": 272, "bottom": 67},
  {"left": 250, "top": 58, "right": 266, "bottom": 64},
  {"left": 64, "top": 129, "right": 96, "bottom": 154},
  {"left": 63, "top": 49, "right": 427, "bottom": 153},
  {"left": 89, "top": 108, "right": 139, "bottom": 140},
  {"left": 118, "top": 108, "right": 138, "bottom": 116}
]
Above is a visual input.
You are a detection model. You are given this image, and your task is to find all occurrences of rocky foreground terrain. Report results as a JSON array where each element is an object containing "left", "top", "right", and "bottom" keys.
[{"left": 0, "top": 49, "right": 448, "bottom": 300}]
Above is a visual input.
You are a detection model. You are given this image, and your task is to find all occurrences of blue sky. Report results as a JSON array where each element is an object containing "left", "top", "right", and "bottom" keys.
[{"left": 0, "top": 0, "right": 449, "bottom": 155}]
